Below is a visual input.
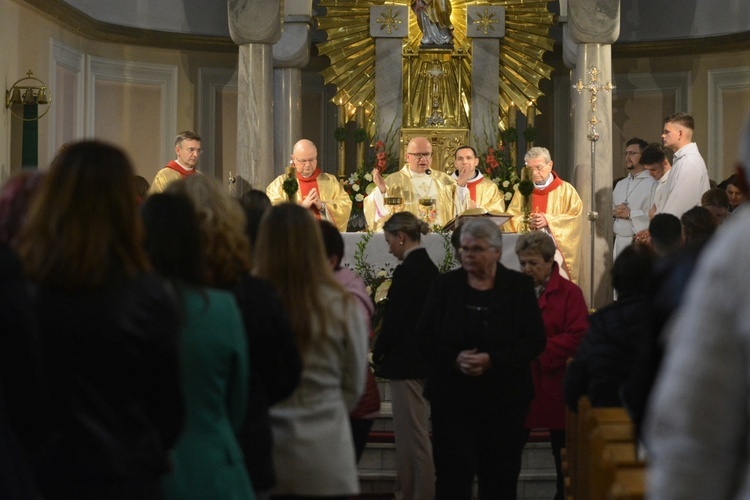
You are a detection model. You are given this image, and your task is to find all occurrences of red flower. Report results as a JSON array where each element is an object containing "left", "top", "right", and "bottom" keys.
[{"left": 375, "top": 140, "right": 385, "bottom": 151}]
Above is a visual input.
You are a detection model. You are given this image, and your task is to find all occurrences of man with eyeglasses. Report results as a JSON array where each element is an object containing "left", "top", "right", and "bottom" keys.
[
  {"left": 364, "top": 137, "right": 459, "bottom": 231},
  {"left": 149, "top": 131, "right": 203, "bottom": 194},
  {"left": 504, "top": 147, "right": 583, "bottom": 284},
  {"left": 612, "top": 138, "right": 657, "bottom": 258},
  {"left": 267, "top": 139, "right": 352, "bottom": 231}
]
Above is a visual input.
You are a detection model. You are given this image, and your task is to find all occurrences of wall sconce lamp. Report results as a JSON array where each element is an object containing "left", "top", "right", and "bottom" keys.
[{"left": 5, "top": 70, "right": 52, "bottom": 120}]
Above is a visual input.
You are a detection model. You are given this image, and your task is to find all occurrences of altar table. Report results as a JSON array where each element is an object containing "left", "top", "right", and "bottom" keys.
[{"left": 341, "top": 232, "right": 521, "bottom": 277}]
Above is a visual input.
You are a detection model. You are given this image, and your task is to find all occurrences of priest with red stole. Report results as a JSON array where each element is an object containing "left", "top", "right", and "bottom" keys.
[
  {"left": 266, "top": 139, "right": 352, "bottom": 232},
  {"left": 451, "top": 145, "right": 507, "bottom": 215},
  {"left": 505, "top": 147, "right": 583, "bottom": 284},
  {"left": 149, "top": 131, "right": 202, "bottom": 194}
]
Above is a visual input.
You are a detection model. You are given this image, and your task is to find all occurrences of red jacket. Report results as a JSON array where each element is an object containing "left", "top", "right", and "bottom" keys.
[{"left": 525, "top": 263, "right": 589, "bottom": 429}]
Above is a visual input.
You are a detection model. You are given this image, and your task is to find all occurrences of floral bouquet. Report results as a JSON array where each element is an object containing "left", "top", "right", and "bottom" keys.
[
  {"left": 478, "top": 142, "right": 520, "bottom": 204},
  {"left": 342, "top": 140, "right": 400, "bottom": 218}
]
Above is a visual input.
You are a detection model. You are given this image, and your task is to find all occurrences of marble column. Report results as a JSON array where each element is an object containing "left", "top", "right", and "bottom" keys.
[
  {"left": 371, "top": 5, "right": 407, "bottom": 156},
  {"left": 228, "top": 0, "right": 282, "bottom": 195},
  {"left": 273, "top": 14, "right": 311, "bottom": 177},
  {"left": 567, "top": 0, "right": 620, "bottom": 308},
  {"left": 467, "top": 6, "right": 505, "bottom": 153}
]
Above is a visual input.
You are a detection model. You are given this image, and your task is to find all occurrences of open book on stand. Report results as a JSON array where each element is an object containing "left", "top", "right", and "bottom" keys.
[{"left": 443, "top": 208, "right": 512, "bottom": 232}]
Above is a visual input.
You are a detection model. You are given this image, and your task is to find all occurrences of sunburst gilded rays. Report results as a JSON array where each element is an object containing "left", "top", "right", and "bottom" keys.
[{"left": 315, "top": 0, "right": 555, "bottom": 131}]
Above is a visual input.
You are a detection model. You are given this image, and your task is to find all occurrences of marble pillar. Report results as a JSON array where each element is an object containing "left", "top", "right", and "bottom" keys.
[
  {"left": 371, "top": 5, "right": 407, "bottom": 156},
  {"left": 237, "top": 43, "right": 275, "bottom": 194},
  {"left": 467, "top": 6, "right": 505, "bottom": 153},
  {"left": 272, "top": 14, "right": 311, "bottom": 177},
  {"left": 273, "top": 69, "right": 301, "bottom": 177},
  {"left": 228, "top": 0, "right": 282, "bottom": 195},
  {"left": 568, "top": 0, "right": 619, "bottom": 309}
]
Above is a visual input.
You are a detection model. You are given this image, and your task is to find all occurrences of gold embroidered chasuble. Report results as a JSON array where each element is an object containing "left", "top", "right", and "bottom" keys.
[
  {"left": 504, "top": 175, "right": 583, "bottom": 284},
  {"left": 454, "top": 173, "right": 507, "bottom": 215},
  {"left": 363, "top": 165, "right": 457, "bottom": 231},
  {"left": 266, "top": 171, "right": 352, "bottom": 232}
]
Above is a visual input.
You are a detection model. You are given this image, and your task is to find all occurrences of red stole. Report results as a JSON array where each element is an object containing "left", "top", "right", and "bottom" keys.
[
  {"left": 165, "top": 160, "right": 197, "bottom": 178},
  {"left": 467, "top": 175, "right": 482, "bottom": 201},
  {"left": 297, "top": 168, "right": 322, "bottom": 219},
  {"left": 531, "top": 171, "right": 563, "bottom": 213}
]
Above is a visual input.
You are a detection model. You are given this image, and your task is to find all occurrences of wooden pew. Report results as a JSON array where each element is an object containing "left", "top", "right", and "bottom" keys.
[{"left": 608, "top": 467, "right": 646, "bottom": 500}]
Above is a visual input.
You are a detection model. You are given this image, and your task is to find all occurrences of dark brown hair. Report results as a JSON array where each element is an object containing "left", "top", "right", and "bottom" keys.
[{"left": 18, "top": 141, "right": 149, "bottom": 291}]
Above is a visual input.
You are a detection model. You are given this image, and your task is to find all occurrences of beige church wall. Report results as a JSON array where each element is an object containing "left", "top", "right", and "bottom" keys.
[{"left": 0, "top": 0, "right": 238, "bottom": 184}]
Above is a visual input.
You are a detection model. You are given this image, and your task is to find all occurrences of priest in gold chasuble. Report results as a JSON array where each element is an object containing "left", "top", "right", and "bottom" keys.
[
  {"left": 452, "top": 145, "right": 507, "bottom": 215},
  {"left": 364, "top": 137, "right": 458, "bottom": 231},
  {"left": 267, "top": 139, "right": 352, "bottom": 232},
  {"left": 504, "top": 147, "right": 583, "bottom": 284}
]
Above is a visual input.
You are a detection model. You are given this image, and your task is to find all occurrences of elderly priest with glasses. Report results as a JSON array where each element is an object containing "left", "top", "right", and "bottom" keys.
[
  {"left": 267, "top": 139, "right": 352, "bottom": 232},
  {"left": 365, "top": 137, "right": 462, "bottom": 231},
  {"left": 504, "top": 146, "right": 583, "bottom": 284}
]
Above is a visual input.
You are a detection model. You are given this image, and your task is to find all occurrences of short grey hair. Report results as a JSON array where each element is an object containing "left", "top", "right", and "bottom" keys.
[
  {"left": 460, "top": 218, "right": 503, "bottom": 251},
  {"left": 515, "top": 230, "right": 556, "bottom": 262},
  {"left": 524, "top": 146, "right": 552, "bottom": 165}
]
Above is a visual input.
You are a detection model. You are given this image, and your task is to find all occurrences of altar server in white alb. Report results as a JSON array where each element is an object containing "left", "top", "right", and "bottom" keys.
[
  {"left": 646, "top": 115, "right": 750, "bottom": 500},
  {"left": 612, "top": 138, "right": 657, "bottom": 258},
  {"left": 658, "top": 113, "right": 710, "bottom": 218}
]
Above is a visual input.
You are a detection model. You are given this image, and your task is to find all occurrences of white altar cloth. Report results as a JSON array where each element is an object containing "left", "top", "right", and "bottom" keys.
[{"left": 341, "top": 232, "right": 521, "bottom": 277}]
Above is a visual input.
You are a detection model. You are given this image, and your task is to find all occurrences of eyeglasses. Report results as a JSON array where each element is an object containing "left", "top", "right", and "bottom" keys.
[
  {"left": 407, "top": 152, "right": 432, "bottom": 159},
  {"left": 293, "top": 156, "right": 317, "bottom": 164},
  {"left": 459, "top": 245, "right": 493, "bottom": 255},
  {"left": 624, "top": 151, "right": 641, "bottom": 157},
  {"left": 525, "top": 162, "right": 550, "bottom": 172}
]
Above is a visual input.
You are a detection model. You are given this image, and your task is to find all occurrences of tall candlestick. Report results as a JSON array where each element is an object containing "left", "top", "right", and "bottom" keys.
[
  {"left": 338, "top": 104, "right": 346, "bottom": 178},
  {"left": 526, "top": 102, "right": 536, "bottom": 148},
  {"left": 356, "top": 106, "right": 365, "bottom": 168},
  {"left": 508, "top": 103, "right": 517, "bottom": 130},
  {"left": 508, "top": 103, "right": 517, "bottom": 168}
]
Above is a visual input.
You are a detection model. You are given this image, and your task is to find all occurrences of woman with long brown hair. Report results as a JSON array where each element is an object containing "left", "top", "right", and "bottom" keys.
[
  {"left": 253, "top": 203, "right": 367, "bottom": 499},
  {"left": 17, "top": 140, "right": 184, "bottom": 500}
]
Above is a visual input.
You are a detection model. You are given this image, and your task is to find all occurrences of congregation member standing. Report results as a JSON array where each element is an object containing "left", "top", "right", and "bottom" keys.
[
  {"left": 254, "top": 203, "right": 368, "bottom": 499},
  {"left": 418, "top": 218, "right": 546, "bottom": 500},
  {"left": 515, "top": 231, "right": 588, "bottom": 500},
  {"left": 17, "top": 141, "right": 184, "bottom": 500},
  {"left": 645, "top": 116, "right": 750, "bottom": 499},
  {"left": 319, "top": 220, "right": 381, "bottom": 463},
  {"left": 266, "top": 139, "right": 352, "bottom": 231},
  {"left": 365, "top": 137, "right": 459, "bottom": 230},
  {"left": 612, "top": 138, "right": 657, "bottom": 258},
  {"left": 504, "top": 147, "right": 583, "bottom": 284},
  {"left": 141, "top": 193, "right": 253, "bottom": 500},
  {"left": 372, "top": 212, "right": 439, "bottom": 500},
  {"left": 168, "top": 175, "right": 301, "bottom": 500},
  {"left": 658, "top": 112, "right": 710, "bottom": 217},
  {"left": 149, "top": 131, "right": 202, "bottom": 194}
]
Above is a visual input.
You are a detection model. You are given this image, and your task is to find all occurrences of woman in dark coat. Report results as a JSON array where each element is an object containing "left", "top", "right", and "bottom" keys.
[
  {"left": 372, "top": 211, "right": 439, "bottom": 500},
  {"left": 417, "top": 218, "right": 546, "bottom": 500},
  {"left": 17, "top": 141, "right": 184, "bottom": 500}
]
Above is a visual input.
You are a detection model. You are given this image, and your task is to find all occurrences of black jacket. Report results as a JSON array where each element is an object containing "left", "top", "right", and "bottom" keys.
[
  {"left": 417, "top": 265, "right": 546, "bottom": 408},
  {"left": 33, "top": 273, "right": 184, "bottom": 500},
  {"left": 564, "top": 295, "right": 651, "bottom": 411},
  {"left": 373, "top": 248, "right": 439, "bottom": 380}
]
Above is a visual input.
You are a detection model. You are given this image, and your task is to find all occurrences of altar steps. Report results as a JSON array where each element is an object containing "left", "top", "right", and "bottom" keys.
[{"left": 353, "top": 382, "right": 557, "bottom": 500}]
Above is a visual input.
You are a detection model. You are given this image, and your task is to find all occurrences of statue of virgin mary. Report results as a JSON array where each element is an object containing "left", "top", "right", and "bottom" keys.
[{"left": 412, "top": 0, "right": 453, "bottom": 46}]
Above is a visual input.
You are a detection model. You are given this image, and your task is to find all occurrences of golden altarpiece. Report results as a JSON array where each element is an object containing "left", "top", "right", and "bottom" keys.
[{"left": 314, "top": 0, "right": 556, "bottom": 173}]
